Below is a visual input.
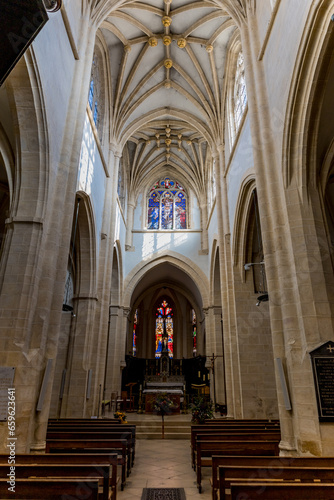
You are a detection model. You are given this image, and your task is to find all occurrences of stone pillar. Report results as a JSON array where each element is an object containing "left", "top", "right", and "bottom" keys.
[
  {"left": 213, "top": 148, "right": 242, "bottom": 418},
  {"left": 104, "top": 306, "right": 122, "bottom": 396},
  {"left": 239, "top": 11, "right": 324, "bottom": 453},
  {"left": 199, "top": 202, "right": 209, "bottom": 254},
  {"left": 0, "top": 14, "right": 97, "bottom": 452},
  {"left": 203, "top": 306, "right": 225, "bottom": 407},
  {"left": 125, "top": 198, "right": 136, "bottom": 251}
]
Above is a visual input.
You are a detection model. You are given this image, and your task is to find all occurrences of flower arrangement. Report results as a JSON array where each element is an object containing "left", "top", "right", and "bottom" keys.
[
  {"left": 153, "top": 393, "right": 174, "bottom": 416},
  {"left": 190, "top": 397, "right": 214, "bottom": 424},
  {"left": 114, "top": 411, "right": 127, "bottom": 423}
]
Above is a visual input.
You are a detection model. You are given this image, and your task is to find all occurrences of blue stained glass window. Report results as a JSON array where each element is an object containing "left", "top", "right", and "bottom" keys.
[
  {"left": 161, "top": 192, "right": 173, "bottom": 229},
  {"left": 148, "top": 194, "right": 159, "bottom": 229},
  {"left": 88, "top": 80, "right": 94, "bottom": 109},
  {"left": 175, "top": 193, "right": 186, "bottom": 229},
  {"left": 147, "top": 178, "right": 187, "bottom": 230},
  {"left": 155, "top": 299, "right": 173, "bottom": 359},
  {"left": 93, "top": 101, "right": 98, "bottom": 125}
]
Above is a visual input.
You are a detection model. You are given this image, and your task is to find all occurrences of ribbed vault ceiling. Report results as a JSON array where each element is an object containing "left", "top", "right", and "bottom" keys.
[{"left": 100, "top": 0, "right": 238, "bottom": 198}]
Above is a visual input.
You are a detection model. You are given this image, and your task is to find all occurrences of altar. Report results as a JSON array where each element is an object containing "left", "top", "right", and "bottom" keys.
[
  {"left": 143, "top": 379, "right": 184, "bottom": 413},
  {"left": 142, "top": 307, "right": 184, "bottom": 413}
]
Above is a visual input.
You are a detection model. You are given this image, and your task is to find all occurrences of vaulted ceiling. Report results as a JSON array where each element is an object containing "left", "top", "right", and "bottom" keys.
[{"left": 99, "top": 0, "right": 238, "bottom": 198}]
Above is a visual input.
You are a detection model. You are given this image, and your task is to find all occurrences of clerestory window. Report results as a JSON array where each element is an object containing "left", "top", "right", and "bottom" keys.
[
  {"left": 147, "top": 177, "right": 187, "bottom": 230},
  {"left": 233, "top": 52, "right": 247, "bottom": 132}
]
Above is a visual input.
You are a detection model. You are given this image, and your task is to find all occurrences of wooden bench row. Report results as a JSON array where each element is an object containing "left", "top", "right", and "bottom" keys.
[
  {"left": 0, "top": 453, "right": 118, "bottom": 500},
  {"left": 46, "top": 418, "right": 137, "bottom": 490},
  {"left": 191, "top": 425, "right": 281, "bottom": 469}
]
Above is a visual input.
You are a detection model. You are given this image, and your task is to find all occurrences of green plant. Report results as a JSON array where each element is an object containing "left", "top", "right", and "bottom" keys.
[
  {"left": 153, "top": 393, "right": 174, "bottom": 416},
  {"left": 190, "top": 397, "right": 214, "bottom": 424}
]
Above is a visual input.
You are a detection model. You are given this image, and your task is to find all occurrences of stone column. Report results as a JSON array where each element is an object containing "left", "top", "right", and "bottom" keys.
[
  {"left": 239, "top": 11, "right": 324, "bottom": 453},
  {"left": 125, "top": 197, "right": 136, "bottom": 251},
  {"left": 213, "top": 148, "right": 242, "bottom": 418},
  {"left": 0, "top": 14, "right": 97, "bottom": 452},
  {"left": 199, "top": 201, "right": 209, "bottom": 254},
  {"left": 203, "top": 306, "right": 225, "bottom": 407}
]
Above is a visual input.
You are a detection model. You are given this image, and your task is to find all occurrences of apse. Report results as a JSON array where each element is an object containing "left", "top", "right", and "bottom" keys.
[{"left": 128, "top": 261, "right": 204, "bottom": 360}]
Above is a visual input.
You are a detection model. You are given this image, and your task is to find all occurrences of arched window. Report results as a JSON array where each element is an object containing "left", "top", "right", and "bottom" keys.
[
  {"left": 233, "top": 52, "right": 247, "bottom": 132},
  {"left": 155, "top": 299, "right": 173, "bottom": 358},
  {"left": 88, "top": 50, "right": 104, "bottom": 141},
  {"left": 132, "top": 309, "right": 139, "bottom": 357},
  {"left": 147, "top": 177, "right": 187, "bottom": 230}
]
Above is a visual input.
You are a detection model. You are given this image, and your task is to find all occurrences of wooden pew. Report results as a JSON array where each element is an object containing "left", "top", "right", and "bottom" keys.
[
  {"left": 0, "top": 464, "right": 110, "bottom": 500},
  {"left": 220, "top": 465, "right": 334, "bottom": 500},
  {"left": 196, "top": 440, "right": 279, "bottom": 493},
  {"left": 45, "top": 439, "right": 128, "bottom": 490},
  {"left": 46, "top": 424, "right": 136, "bottom": 467},
  {"left": 0, "top": 478, "right": 99, "bottom": 499},
  {"left": 47, "top": 419, "right": 136, "bottom": 471},
  {"left": 46, "top": 429, "right": 134, "bottom": 473},
  {"left": 211, "top": 455, "right": 334, "bottom": 500},
  {"left": 0, "top": 453, "right": 118, "bottom": 499},
  {"left": 191, "top": 427, "right": 280, "bottom": 469},
  {"left": 230, "top": 482, "right": 334, "bottom": 499}
]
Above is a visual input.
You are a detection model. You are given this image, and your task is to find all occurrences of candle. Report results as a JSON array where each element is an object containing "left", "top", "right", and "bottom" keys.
[
  {"left": 207, "top": 373, "right": 210, "bottom": 380},
  {"left": 198, "top": 371, "right": 200, "bottom": 378},
  {"left": 140, "top": 384, "right": 142, "bottom": 391}
]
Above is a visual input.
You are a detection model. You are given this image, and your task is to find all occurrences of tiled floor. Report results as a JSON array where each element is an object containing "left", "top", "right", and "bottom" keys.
[{"left": 117, "top": 439, "right": 211, "bottom": 500}]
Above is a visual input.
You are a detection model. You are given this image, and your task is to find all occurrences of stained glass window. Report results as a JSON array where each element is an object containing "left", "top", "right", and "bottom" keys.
[
  {"left": 132, "top": 309, "right": 139, "bottom": 357},
  {"left": 147, "top": 177, "right": 187, "bottom": 230},
  {"left": 234, "top": 52, "right": 247, "bottom": 131},
  {"left": 192, "top": 309, "right": 197, "bottom": 356},
  {"left": 88, "top": 80, "right": 94, "bottom": 109},
  {"left": 155, "top": 299, "right": 173, "bottom": 359},
  {"left": 87, "top": 51, "right": 104, "bottom": 141}
]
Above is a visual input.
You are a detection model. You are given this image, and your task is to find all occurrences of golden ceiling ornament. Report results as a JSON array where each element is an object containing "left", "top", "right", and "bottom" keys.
[
  {"left": 177, "top": 38, "right": 187, "bottom": 49},
  {"left": 206, "top": 44, "right": 213, "bottom": 53},
  {"left": 148, "top": 37, "right": 158, "bottom": 47},
  {"left": 162, "top": 16, "right": 172, "bottom": 27},
  {"left": 166, "top": 153, "right": 170, "bottom": 160},
  {"left": 165, "top": 138, "right": 172, "bottom": 146},
  {"left": 164, "top": 0, "right": 172, "bottom": 4},
  {"left": 163, "top": 35, "right": 172, "bottom": 46},
  {"left": 155, "top": 133, "right": 160, "bottom": 139},
  {"left": 164, "top": 59, "right": 173, "bottom": 69},
  {"left": 164, "top": 80, "right": 171, "bottom": 89},
  {"left": 178, "top": 134, "right": 182, "bottom": 140},
  {"left": 166, "top": 127, "right": 171, "bottom": 135},
  {"left": 124, "top": 45, "right": 131, "bottom": 53},
  {"left": 187, "top": 140, "right": 192, "bottom": 145}
]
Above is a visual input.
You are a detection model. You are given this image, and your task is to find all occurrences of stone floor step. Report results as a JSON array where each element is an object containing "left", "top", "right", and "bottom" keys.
[{"left": 137, "top": 432, "right": 190, "bottom": 439}]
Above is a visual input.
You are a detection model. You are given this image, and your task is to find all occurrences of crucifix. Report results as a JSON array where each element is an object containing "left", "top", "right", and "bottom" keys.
[{"left": 327, "top": 345, "right": 334, "bottom": 354}]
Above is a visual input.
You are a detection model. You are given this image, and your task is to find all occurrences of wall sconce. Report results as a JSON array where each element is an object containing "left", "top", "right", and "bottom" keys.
[
  {"left": 43, "top": 0, "right": 62, "bottom": 12},
  {"left": 256, "top": 294, "right": 269, "bottom": 307},
  {"left": 244, "top": 262, "right": 264, "bottom": 271}
]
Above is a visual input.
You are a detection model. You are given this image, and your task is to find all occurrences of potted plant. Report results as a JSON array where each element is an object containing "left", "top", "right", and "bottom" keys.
[
  {"left": 152, "top": 393, "right": 174, "bottom": 438},
  {"left": 190, "top": 397, "right": 214, "bottom": 424},
  {"left": 153, "top": 393, "right": 174, "bottom": 416}
]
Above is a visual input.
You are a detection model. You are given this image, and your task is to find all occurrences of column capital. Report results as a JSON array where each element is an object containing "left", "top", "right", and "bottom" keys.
[{"left": 110, "top": 143, "right": 122, "bottom": 158}]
